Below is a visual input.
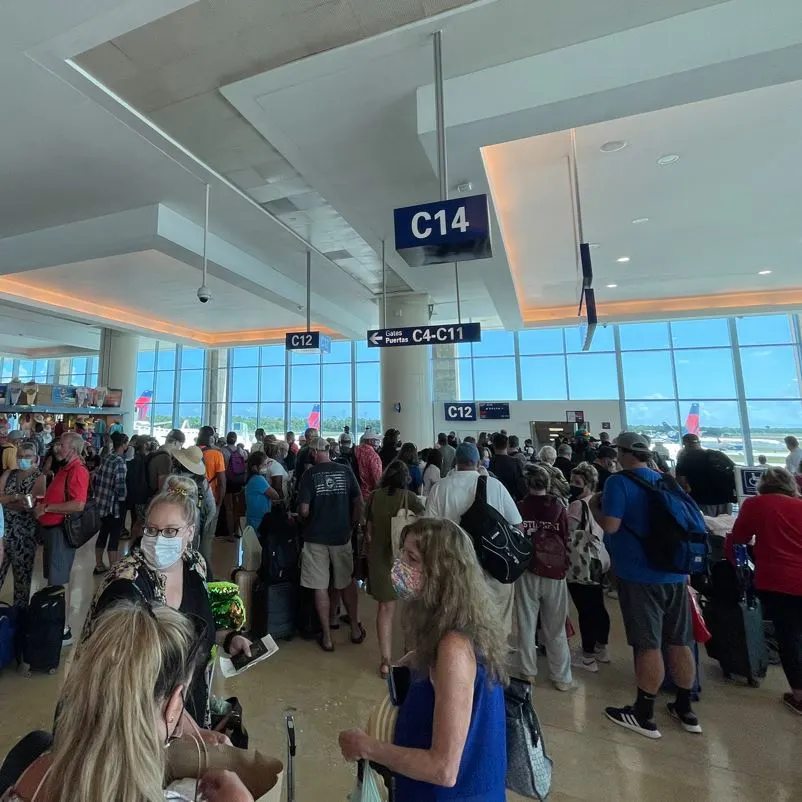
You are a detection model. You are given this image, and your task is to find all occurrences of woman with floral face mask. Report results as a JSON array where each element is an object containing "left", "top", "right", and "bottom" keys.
[
  {"left": 0, "top": 441, "right": 46, "bottom": 610},
  {"left": 81, "top": 476, "right": 253, "bottom": 736},
  {"left": 339, "top": 518, "right": 508, "bottom": 800}
]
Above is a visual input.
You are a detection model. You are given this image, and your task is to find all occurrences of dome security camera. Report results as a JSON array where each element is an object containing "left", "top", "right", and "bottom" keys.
[{"left": 197, "top": 285, "right": 212, "bottom": 304}]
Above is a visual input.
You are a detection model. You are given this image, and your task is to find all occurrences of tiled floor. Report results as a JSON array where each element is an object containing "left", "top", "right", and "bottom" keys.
[{"left": 1, "top": 539, "right": 800, "bottom": 801}]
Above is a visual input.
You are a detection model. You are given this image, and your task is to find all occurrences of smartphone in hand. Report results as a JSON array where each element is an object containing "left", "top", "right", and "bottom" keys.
[
  {"left": 230, "top": 638, "right": 268, "bottom": 672},
  {"left": 388, "top": 665, "right": 412, "bottom": 707}
]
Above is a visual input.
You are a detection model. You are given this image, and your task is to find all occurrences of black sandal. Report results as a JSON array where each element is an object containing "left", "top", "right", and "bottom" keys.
[
  {"left": 351, "top": 624, "right": 367, "bottom": 645},
  {"left": 317, "top": 635, "right": 335, "bottom": 653}
]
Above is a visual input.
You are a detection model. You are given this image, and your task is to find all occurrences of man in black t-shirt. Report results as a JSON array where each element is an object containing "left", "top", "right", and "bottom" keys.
[
  {"left": 676, "top": 433, "right": 736, "bottom": 516},
  {"left": 488, "top": 433, "right": 527, "bottom": 501},
  {"left": 592, "top": 445, "right": 617, "bottom": 491},
  {"left": 298, "top": 437, "right": 364, "bottom": 651}
]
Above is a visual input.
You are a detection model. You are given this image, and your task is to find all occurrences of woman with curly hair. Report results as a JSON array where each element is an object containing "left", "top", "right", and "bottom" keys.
[{"left": 339, "top": 518, "right": 507, "bottom": 800}]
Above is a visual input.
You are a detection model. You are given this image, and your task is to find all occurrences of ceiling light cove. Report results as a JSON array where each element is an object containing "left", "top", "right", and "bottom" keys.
[
  {"left": 657, "top": 154, "right": 680, "bottom": 165},
  {"left": 606, "top": 283, "right": 618, "bottom": 288},
  {"left": 589, "top": 243, "right": 601, "bottom": 249},
  {"left": 600, "top": 140, "right": 628, "bottom": 153},
  {"left": 758, "top": 270, "right": 772, "bottom": 275},
  {"left": 632, "top": 217, "right": 650, "bottom": 224},
  {"left": 616, "top": 257, "right": 630, "bottom": 263}
]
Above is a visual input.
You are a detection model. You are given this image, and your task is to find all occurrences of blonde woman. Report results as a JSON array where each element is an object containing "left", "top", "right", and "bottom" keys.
[
  {"left": 1, "top": 603, "right": 252, "bottom": 802},
  {"left": 81, "top": 475, "right": 252, "bottom": 730},
  {"left": 340, "top": 518, "right": 508, "bottom": 800}
]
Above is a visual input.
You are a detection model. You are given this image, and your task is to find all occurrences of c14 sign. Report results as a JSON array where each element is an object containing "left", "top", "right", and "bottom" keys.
[
  {"left": 367, "top": 323, "right": 481, "bottom": 348},
  {"left": 394, "top": 194, "right": 492, "bottom": 267}
]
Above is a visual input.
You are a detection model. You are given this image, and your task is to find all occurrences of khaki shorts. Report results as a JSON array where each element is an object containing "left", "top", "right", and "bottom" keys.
[{"left": 301, "top": 542, "right": 354, "bottom": 591}]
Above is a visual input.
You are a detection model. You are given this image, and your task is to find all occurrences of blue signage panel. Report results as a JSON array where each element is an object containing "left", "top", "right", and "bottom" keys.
[
  {"left": 444, "top": 402, "right": 477, "bottom": 422},
  {"left": 367, "top": 322, "right": 481, "bottom": 348},
  {"left": 285, "top": 331, "right": 331, "bottom": 353},
  {"left": 394, "top": 194, "right": 492, "bottom": 267},
  {"left": 479, "top": 402, "right": 510, "bottom": 420},
  {"left": 739, "top": 467, "right": 766, "bottom": 497}
]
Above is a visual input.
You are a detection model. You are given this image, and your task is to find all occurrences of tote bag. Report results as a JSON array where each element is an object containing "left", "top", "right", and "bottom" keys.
[
  {"left": 390, "top": 492, "right": 418, "bottom": 555},
  {"left": 349, "top": 760, "right": 384, "bottom": 802},
  {"left": 504, "top": 677, "right": 553, "bottom": 800}
]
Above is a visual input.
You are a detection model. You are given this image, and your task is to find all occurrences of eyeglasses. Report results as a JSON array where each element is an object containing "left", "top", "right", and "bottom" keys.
[{"left": 142, "top": 526, "right": 188, "bottom": 539}]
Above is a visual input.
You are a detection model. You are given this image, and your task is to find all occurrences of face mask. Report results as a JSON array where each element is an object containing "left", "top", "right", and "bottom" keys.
[
  {"left": 125, "top": 446, "right": 135, "bottom": 460},
  {"left": 481, "top": 459, "right": 491, "bottom": 468},
  {"left": 142, "top": 534, "right": 185, "bottom": 571},
  {"left": 391, "top": 557, "right": 423, "bottom": 600},
  {"left": 18, "top": 458, "right": 33, "bottom": 470},
  {"left": 569, "top": 485, "right": 584, "bottom": 502}
]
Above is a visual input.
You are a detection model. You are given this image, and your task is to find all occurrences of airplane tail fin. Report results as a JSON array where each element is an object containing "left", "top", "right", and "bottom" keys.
[{"left": 685, "top": 402, "right": 700, "bottom": 436}]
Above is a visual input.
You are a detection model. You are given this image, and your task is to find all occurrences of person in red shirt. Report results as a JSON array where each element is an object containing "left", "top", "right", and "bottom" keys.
[
  {"left": 33, "top": 432, "right": 90, "bottom": 645},
  {"left": 514, "top": 463, "right": 573, "bottom": 691},
  {"left": 726, "top": 467, "right": 802, "bottom": 715}
]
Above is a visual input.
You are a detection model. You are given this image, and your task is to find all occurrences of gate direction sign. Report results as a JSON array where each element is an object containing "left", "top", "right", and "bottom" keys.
[
  {"left": 444, "top": 403, "right": 477, "bottom": 422},
  {"left": 393, "top": 194, "right": 492, "bottom": 267},
  {"left": 367, "top": 323, "right": 481, "bottom": 348},
  {"left": 285, "top": 331, "right": 331, "bottom": 354}
]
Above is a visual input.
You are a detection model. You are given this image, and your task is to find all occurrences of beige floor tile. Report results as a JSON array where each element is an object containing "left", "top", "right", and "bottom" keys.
[{"left": 1, "top": 539, "right": 801, "bottom": 800}]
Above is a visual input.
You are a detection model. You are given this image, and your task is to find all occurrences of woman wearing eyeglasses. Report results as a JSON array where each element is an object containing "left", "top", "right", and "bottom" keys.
[{"left": 81, "top": 475, "right": 253, "bottom": 734}]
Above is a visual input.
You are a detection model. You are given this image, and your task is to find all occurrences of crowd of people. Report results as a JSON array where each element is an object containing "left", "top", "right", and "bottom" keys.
[{"left": 0, "top": 417, "right": 801, "bottom": 801}]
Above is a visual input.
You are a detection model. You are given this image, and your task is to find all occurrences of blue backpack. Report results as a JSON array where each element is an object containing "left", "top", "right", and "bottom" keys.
[{"left": 621, "top": 471, "right": 709, "bottom": 575}]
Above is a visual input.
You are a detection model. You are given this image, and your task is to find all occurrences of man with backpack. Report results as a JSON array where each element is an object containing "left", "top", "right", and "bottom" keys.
[
  {"left": 425, "top": 442, "right": 523, "bottom": 640},
  {"left": 676, "top": 433, "right": 736, "bottom": 516},
  {"left": 592, "top": 432, "right": 702, "bottom": 740}
]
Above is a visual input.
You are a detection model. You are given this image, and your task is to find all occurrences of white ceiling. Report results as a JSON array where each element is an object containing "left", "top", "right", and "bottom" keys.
[
  {"left": 0, "top": 300, "right": 100, "bottom": 358},
  {"left": 488, "top": 80, "right": 802, "bottom": 317}
]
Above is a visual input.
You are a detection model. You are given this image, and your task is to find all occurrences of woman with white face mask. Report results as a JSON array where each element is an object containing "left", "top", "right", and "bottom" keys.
[
  {"left": 81, "top": 475, "right": 253, "bottom": 736},
  {"left": 0, "top": 442, "right": 46, "bottom": 610}
]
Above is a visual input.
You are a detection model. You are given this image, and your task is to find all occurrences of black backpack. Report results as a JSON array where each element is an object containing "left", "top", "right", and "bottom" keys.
[{"left": 460, "top": 475, "right": 533, "bottom": 584}]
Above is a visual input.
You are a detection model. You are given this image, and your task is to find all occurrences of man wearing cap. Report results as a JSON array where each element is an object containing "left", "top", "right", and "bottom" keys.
[
  {"left": 425, "top": 442, "right": 522, "bottom": 639},
  {"left": 592, "top": 432, "right": 700, "bottom": 740},
  {"left": 592, "top": 444, "right": 618, "bottom": 491},
  {"left": 298, "top": 437, "right": 364, "bottom": 652},
  {"left": 676, "top": 433, "right": 736, "bottom": 516}
]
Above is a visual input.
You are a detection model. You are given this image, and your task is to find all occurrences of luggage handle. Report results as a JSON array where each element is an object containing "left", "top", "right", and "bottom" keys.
[{"left": 285, "top": 711, "right": 296, "bottom": 802}]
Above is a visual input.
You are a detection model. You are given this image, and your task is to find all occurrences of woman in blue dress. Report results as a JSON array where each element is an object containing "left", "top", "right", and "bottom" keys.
[{"left": 339, "top": 517, "right": 508, "bottom": 801}]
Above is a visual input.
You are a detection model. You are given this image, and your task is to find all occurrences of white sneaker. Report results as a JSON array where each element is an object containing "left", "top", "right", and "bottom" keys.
[
  {"left": 594, "top": 645, "right": 611, "bottom": 664},
  {"left": 572, "top": 655, "right": 599, "bottom": 673},
  {"left": 553, "top": 680, "right": 578, "bottom": 692}
]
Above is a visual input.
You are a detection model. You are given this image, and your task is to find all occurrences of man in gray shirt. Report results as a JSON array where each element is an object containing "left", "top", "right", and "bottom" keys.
[{"left": 437, "top": 432, "right": 456, "bottom": 477}]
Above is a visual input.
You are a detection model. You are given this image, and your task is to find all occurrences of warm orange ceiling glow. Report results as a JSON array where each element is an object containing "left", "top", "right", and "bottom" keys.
[
  {"left": 0, "top": 277, "right": 333, "bottom": 345},
  {"left": 522, "top": 288, "right": 802, "bottom": 325}
]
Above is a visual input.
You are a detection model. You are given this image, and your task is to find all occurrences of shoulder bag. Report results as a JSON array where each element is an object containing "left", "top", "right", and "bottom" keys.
[
  {"left": 390, "top": 491, "right": 418, "bottom": 555},
  {"left": 63, "top": 470, "right": 100, "bottom": 549}
]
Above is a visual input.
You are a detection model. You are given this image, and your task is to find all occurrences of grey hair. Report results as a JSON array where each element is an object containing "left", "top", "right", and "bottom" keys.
[
  {"left": 18, "top": 441, "right": 37, "bottom": 458},
  {"left": 758, "top": 467, "right": 798, "bottom": 498},
  {"left": 61, "top": 432, "right": 85, "bottom": 455},
  {"left": 558, "top": 444, "right": 572, "bottom": 457},
  {"left": 537, "top": 446, "right": 556, "bottom": 465}
]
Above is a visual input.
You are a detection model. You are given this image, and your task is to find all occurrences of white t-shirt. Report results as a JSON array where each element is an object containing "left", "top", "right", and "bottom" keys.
[
  {"left": 425, "top": 470, "right": 522, "bottom": 526},
  {"left": 422, "top": 463, "right": 441, "bottom": 497},
  {"left": 265, "top": 458, "right": 289, "bottom": 497},
  {"left": 786, "top": 447, "right": 802, "bottom": 475}
]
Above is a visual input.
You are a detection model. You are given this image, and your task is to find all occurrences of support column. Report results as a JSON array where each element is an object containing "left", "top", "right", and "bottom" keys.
[
  {"left": 432, "top": 343, "right": 458, "bottom": 401},
  {"left": 381, "top": 294, "right": 434, "bottom": 448},
  {"left": 207, "top": 348, "right": 229, "bottom": 434},
  {"left": 98, "top": 329, "right": 139, "bottom": 432}
]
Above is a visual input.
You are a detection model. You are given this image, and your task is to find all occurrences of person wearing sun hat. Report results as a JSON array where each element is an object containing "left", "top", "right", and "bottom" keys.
[{"left": 170, "top": 446, "right": 216, "bottom": 573}]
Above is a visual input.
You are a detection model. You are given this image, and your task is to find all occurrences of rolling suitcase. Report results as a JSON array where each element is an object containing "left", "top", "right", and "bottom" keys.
[
  {"left": 0, "top": 603, "right": 20, "bottom": 671},
  {"left": 22, "top": 586, "right": 65, "bottom": 676},
  {"left": 702, "top": 596, "right": 768, "bottom": 686},
  {"left": 251, "top": 580, "right": 296, "bottom": 641}
]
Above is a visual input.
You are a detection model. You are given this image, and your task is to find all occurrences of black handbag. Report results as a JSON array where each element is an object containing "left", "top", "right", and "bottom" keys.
[
  {"left": 211, "top": 696, "right": 249, "bottom": 749},
  {"left": 63, "top": 477, "right": 100, "bottom": 549}
]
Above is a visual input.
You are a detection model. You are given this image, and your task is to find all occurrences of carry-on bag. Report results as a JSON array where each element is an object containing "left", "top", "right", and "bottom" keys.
[
  {"left": 504, "top": 676, "right": 553, "bottom": 800},
  {"left": 251, "top": 580, "right": 296, "bottom": 640},
  {"left": 0, "top": 602, "right": 20, "bottom": 671},
  {"left": 21, "top": 586, "right": 65, "bottom": 675}
]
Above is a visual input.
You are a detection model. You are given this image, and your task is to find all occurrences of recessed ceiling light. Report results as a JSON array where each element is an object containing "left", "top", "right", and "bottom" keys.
[
  {"left": 589, "top": 243, "right": 601, "bottom": 249},
  {"left": 616, "top": 257, "right": 630, "bottom": 263},
  {"left": 758, "top": 269, "right": 772, "bottom": 275},
  {"left": 600, "top": 140, "right": 628, "bottom": 153},
  {"left": 606, "top": 283, "right": 618, "bottom": 288},
  {"left": 657, "top": 154, "right": 680, "bottom": 166},
  {"left": 632, "top": 217, "right": 650, "bottom": 224}
]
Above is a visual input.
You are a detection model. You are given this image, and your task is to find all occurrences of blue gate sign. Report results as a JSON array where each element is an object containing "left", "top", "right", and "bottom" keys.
[
  {"left": 285, "top": 331, "right": 331, "bottom": 353},
  {"left": 738, "top": 467, "right": 767, "bottom": 497},
  {"left": 444, "top": 403, "right": 477, "bottom": 422},
  {"left": 367, "top": 323, "right": 481, "bottom": 348},
  {"left": 394, "top": 194, "right": 492, "bottom": 267}
]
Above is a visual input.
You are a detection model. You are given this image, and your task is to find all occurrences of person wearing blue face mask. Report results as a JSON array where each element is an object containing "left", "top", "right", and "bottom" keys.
[
  {"left": 81, "top": 475, "right": 253, "bottom": 737},
  {"left": 0, "top": 441, "right": 46, "bottom": 610}
]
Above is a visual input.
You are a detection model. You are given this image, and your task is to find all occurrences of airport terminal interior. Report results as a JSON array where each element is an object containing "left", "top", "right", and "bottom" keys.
[{"left": 1, "top": 0, "right": 802, "bottom": 799}]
